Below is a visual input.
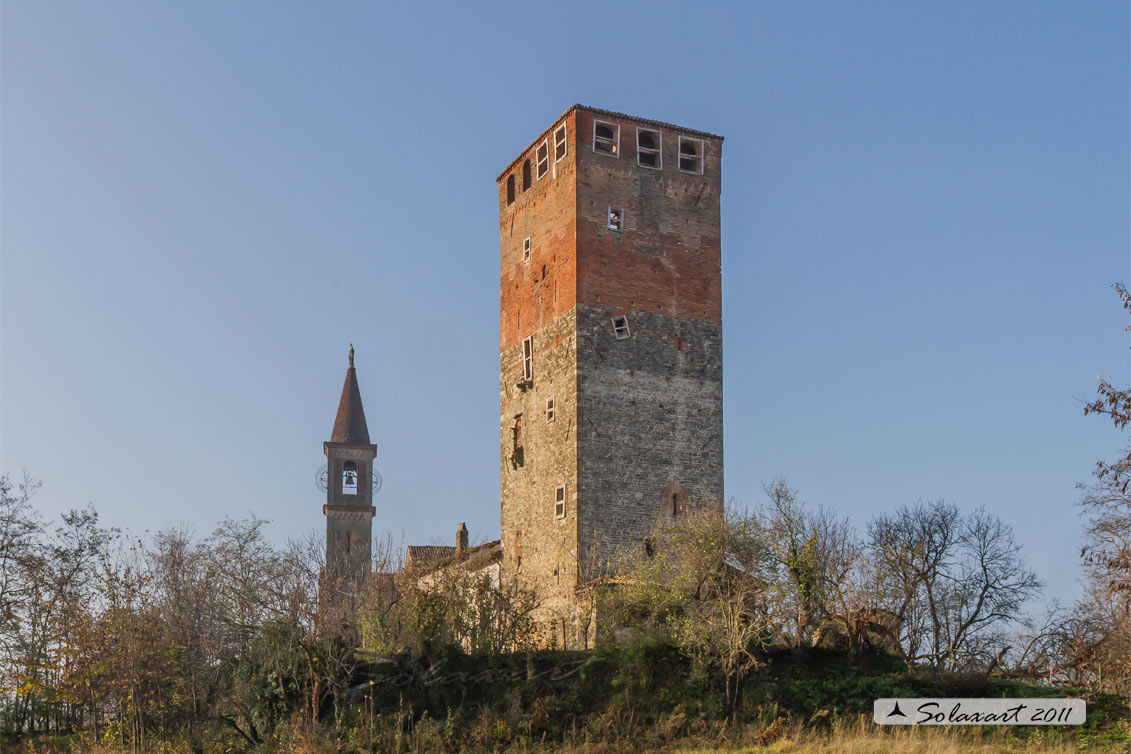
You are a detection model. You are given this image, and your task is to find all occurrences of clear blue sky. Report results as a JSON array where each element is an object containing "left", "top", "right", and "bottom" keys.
[{"left": 2, "top": 1, "right": 1127, "bottom": 606}]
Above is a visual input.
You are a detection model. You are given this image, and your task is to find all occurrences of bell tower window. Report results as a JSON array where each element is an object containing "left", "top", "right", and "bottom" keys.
[{"left": 342, "top": 461, "right": 358, "bottom": 496}]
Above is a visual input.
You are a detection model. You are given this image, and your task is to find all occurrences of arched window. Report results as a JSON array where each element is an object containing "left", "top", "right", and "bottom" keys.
[
  {"left": 661, "top": 482, "right": 688, "bottom": 518},
  {"left": 506, "top": 175, "right": 516, "bottom": 205},
  {"left": 522, "top": 160, "right": 532, "bottom": 191},
  {"left": 678, "top": 136, "right": 704, "bottom": 174},
  {"left": 342, "top": 461, "right": 358, "bottom": 496}
]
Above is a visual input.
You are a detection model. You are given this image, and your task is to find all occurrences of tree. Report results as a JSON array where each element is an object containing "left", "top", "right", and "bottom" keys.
[
  {"left": 868, "top": 501, "right": 1041, "bottom": 671},
  {"left": 1073, "top": 281, "right": 1131, "bottom": 691},
  {"left": 606, "top": 508, "right": 775, "bottom": 714}
]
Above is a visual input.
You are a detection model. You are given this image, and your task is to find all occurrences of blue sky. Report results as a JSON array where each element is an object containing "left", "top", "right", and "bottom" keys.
[{"left": 2, "top": 1, "right": 1127, "bottom": 606}]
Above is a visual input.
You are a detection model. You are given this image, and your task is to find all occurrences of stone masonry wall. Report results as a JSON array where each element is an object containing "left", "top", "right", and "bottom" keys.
[
  {"left": 498, "top": 307, "right": 579, "bottom": 641},
  {"left": 576, "top": 307, "right": 723, "bottom": 569}
]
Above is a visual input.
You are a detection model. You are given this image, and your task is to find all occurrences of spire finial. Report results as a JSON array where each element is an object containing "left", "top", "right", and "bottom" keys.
[{"left": 348, "top": 343, "right": 355, "bottom": 368}]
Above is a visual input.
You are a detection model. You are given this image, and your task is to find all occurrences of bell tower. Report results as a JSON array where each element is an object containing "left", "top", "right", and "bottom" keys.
[{"left": 323, "top": 345, "right": 376, "bottom": 588}]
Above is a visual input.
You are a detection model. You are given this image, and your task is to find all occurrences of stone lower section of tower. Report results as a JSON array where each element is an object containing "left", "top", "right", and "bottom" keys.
[
  {"left": 499, "top": 305, "right": 723, "bottom": 647},
  {"left": 575, "top": 306, "right": 723, "bottom": 571}
]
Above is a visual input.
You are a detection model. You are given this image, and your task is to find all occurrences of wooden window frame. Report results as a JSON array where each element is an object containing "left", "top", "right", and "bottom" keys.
[
  {"left": 592, "top": 120, "right": 620, "bottom": 157},
  {"left": 607, "top": 207, "right": 623, "bottom": 232},
  {"left": 522, "top": 336, "right": 534, "bottom": 381},
  {"left": 554, "top": 484, "right": 566, "bottom": 519},
  {"left": 522, "top": 236, "right": 531, "bottom": 263},
  {"left": 636, "top": 127, "right": 662, "bottom": 169},
  {"left": 553, "top": 124, "right": 567, "bottom": 162},
  {"left": 535, "top": 139, "right": 550, "bottom": 179},
  {"left": 611, "top": 315, "right": 631, "bottom": 340},
  {"left": 546, "top": 396, "right": 556, "bottom": 422},
  {"left": 678, "top": 136, "right": 704, "bottom": 175}
]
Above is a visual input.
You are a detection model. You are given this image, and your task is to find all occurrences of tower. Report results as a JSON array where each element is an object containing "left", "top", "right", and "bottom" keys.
[
  {"left": 497, "top": 106, "right": 724, "bottom": 644},
  {"left": 324, "top": 345, "right": 376, "bottom": 588}
]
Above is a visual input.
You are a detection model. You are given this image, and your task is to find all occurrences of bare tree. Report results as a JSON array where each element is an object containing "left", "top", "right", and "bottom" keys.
[{"left": 868, "top": 501, "right": 1041, "bottom": 671}]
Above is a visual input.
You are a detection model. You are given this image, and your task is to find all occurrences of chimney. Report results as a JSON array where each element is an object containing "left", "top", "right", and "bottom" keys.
[{"left": 457, "top": 522, "right": 469, "bottom": 558}]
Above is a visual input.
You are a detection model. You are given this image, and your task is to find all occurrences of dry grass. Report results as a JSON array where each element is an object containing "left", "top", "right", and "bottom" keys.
[{"left": 675, "top": 715, "right": 1101, "bottom": 754}]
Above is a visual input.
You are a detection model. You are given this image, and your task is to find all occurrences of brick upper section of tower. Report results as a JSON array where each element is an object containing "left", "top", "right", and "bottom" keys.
[{"left": 497, "top": 104, "right": 723, "bottom": 352}]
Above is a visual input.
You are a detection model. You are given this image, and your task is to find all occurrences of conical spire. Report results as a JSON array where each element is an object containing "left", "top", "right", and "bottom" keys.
[{"left": 331, "top": 344, "right": 370, "bottom": 444}]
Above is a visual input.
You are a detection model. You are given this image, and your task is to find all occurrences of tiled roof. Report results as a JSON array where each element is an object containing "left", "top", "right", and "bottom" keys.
[
  {"left": 404, "top": 540, "right": 503, "bottom": 574},
  {"left": 405, "top": 545, "right": 456, "bottom": 568}
]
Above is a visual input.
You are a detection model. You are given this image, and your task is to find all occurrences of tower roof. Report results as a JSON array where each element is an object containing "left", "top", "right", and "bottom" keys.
[{"left": 330, "top": 346, "right": 370, "bottom": 445}]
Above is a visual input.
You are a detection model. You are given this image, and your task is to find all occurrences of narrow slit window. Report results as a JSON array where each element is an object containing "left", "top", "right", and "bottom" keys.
[
  {"left": 522, "top": 237, "right": 532, "bottom": 263},
  {"left": 506, "top": 175, "right": 516, "bottom": 204},
  {"left": 607, "top": 207, "right": 623, "bottom": 232},
  {"left": 554, "top": 484, "right": 566, "bottom": 519},
  {"left": 611, "top": 315, "right": 631, "bottom": 340},
  {"left": 593, "top": 120, "right": 619, "bottom": 156},
  {"left": 637, "top": 128, "right": 661, "bottom": 169},
  {"left": 553, "top": 124, "right": 567, "bottom": 162},
  {"left": 536, "top": 140, "right": 550, "bottom": 179},
  {"left": 522, "top": 160, "right": 532, "bottom": 191},
  {"left": 522, "top": 336, "right": 533, "bottom": 381},
  {"left": 546, "top": 396, "right": 556, "bottom": 422},
  {"left": 678, "top": 136, "right": 704, "bottom": 174}
]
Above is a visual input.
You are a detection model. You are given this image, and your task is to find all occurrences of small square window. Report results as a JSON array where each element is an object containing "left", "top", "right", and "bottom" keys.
[
  {"left": 522, "top": 336, "right": 534, "bottom": 381},
  {"left": 546, "top": 396, "right": 556, "bottom": 422},
  {"left": 522, "top": 237, "right": 531, "bottom": 263},
  {"left": 637, "top": 128, "right": 662, "bottom": 169},
  {"left": 678, "top": 136, "right": 704, "bottom": 174},
  {"left": 553, "top": 124, "right": 567, "bottom": 162},
  {"left": 611, "top": 315, "right": 631, "bottom": 340},
  {"left": 536, "top": 140, "right": 550, "bottom": 179},
  {"left": 554, "top": 484, "right": 566, "bottom": 519},
  {"left": 607, "top": 207, "right": 623, "bottom": 232},
  {"left": 593, "top": 120, "right": 619, "bottom": 156}
]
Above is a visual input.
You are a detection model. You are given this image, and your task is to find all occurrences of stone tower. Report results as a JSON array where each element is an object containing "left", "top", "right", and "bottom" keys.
[
  {"left": 324, "top": 346, "right": 376, "bottom": 588},
  {"left": 497, "top": 106, "right": 724, "bottom": 645}
]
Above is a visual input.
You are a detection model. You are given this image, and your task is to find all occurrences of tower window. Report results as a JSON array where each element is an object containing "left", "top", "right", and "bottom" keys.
[
  {"left": 554, "top": 484, "right": 566, "bottom": 519},
  {"left": 593, "top": 120, "right": 619, "bottom": 156},
  {"left": 553, "top": 124, "right": 567, "bottom": 162},
  {"left": 522, "top": 160, "right": 532, "bottom": 190},
  {"left": 536, "top": 140, "right": 550, "bottom": 179},
  {"left": 342, "top": 461, "right": 358, "bottom": 496},
  {"left": 607, "top": 207, "right": 623, "bottom": 232},
  {"left": 637, "top": 128, "right": 661, "bottom": 169},
  {"left": 523, "top": 237, "right": 532, "bottom": 263},
  {"left": 506, "top": 175, "right": 516, "bottom": 205},
  {"left": 678, "top": 136, "right": 704, "bottom": 174},
  {"left": 522, "top": 336, "right": 533, "bottom": 381},
  {"left": 611, "top": 315, "right": 631, "bottom": 340},
  {"left": 546, "top": 396, "right": 556, "bottom": 422}
]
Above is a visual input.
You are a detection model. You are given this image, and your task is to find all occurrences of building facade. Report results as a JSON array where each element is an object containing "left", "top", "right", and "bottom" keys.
[{"left": 497, "top": 105, "right": 724, "bottom": 646}]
